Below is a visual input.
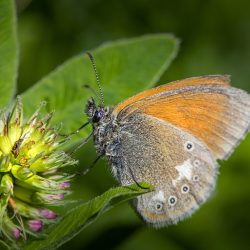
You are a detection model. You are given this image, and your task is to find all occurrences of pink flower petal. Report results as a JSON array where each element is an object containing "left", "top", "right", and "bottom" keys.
[
  {"left": 12, "top": 228, "right": 21, "bottom": 239},
  {"left": 59, "top": 182, "right": 70, "bottom": 189},
  {"left": 40, "top": 209, "right": 58, "bottom": 219},
  {"left": 28, "top": 220, "right": 43, "bottom": 232}
]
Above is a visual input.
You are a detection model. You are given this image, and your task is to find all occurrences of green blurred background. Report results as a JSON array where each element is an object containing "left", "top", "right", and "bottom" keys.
[{"left": 16, "top": 0, "right": 250, "bottom": 249}]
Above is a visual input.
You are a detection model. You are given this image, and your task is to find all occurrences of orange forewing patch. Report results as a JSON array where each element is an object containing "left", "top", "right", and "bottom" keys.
[
  {"left": 142, "top": 92, "right": 230, "bottom": 159},
  {"left": 114, "top": 75, "right": 230, "bottom": 114}
]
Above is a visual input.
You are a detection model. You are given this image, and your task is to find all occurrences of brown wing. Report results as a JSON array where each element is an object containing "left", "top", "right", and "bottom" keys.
[
  {"left": 112, "top": 113, "right": 218, "bottom": 227},
  {"left": 113, "top": 75, "right": 250, "bottom": 160}
]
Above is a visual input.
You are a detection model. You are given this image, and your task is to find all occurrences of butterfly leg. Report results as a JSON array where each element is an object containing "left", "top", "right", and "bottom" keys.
[
  {"left": 59, "top": 121, "right": 90, "bottom": 137},
  {"left": 126, "top": 164, "right": 149, "bottom": 190},
  {"left": 68, "top": 132, "right": 93, "bottom": 156},
  {"left": 77, "top": 155, "right": 102, "bottom": 176}
]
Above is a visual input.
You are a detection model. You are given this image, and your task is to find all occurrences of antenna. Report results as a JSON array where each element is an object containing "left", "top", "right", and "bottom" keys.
[{"left": 86, "top": 52, "right": 105, "bottom": 108}]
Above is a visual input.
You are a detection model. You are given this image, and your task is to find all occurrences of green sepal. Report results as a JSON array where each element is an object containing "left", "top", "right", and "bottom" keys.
[
  {"left": 0, "top": 174, "right": 13, "bottom": 195},
  {"left": 12, "top": 198, "right": 50, "bottom": 221},
  {"left": 1, "top": 215, "right": 21, "bottom": 241},
  {"left": 0, "top": 136, "right": 12, "bottom": 155},
  {"left": 14, "top": 173, "right": 67, "bottom": 193},
  {"left": 11, "top": 165, "right": 33, "bottom": 180},
  {"left": 14, "top": 186, "right": 68, "bottom": 205},
  {"left": 0, "top": 155, "right": 11, "bottom": 172},
  {"left": 9, "top": 96, "right": 23, "bottom": 126}
]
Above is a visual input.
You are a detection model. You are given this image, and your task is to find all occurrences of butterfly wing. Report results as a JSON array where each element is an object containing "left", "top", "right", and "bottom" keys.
[
  {"left": 110, "top": 113, "right": 218, "bottom": 226},
  {"left": 114, "top": 75, "right": 250, "bottom": 160},
  {"left": 115, "top": 75, "right": 231, "bottom": 113}
]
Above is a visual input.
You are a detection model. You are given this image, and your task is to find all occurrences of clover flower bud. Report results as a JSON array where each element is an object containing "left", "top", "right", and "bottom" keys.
[{"left": 0, "top": 97, "right": 77, "bottom": 242}]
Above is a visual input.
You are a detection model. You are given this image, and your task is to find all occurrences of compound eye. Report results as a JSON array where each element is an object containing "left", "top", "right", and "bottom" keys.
[{"left": 92, "top": 110, "right": 104, "bottom": 123}]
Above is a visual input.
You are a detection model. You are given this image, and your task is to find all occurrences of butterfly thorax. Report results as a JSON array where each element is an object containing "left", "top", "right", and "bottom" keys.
[{"left": 86, "top": 98, "right": 119, "bottom": 156}]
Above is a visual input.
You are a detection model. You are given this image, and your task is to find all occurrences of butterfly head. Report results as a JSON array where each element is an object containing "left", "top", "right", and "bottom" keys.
[{"left": 86, "top": 98, "right": 105, "bottom": 124}]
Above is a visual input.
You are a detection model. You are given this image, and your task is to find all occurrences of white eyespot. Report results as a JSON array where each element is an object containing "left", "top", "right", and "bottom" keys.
[
  {"left": 155, "top": 202, "right": 163, "bottom": 211},
  {"left": 193, "top": 159, "right": 201, "bottom": 167},
  {"left": 181, "top": 185, "right": 189, "bottom": 194},
  {"left": 193, "top": 175, "right": 199, "bottom": 182},
  {"left": 168, "top": 196, "right": 177, "bottom": 206},
  {"left": 184, "top": 141, "right": 194, "bottom": 152}
]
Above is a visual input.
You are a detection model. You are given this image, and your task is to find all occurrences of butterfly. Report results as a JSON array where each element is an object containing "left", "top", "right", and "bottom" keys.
[{"left": 84, "top": 54, "right": 250, "bottom": 227}]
